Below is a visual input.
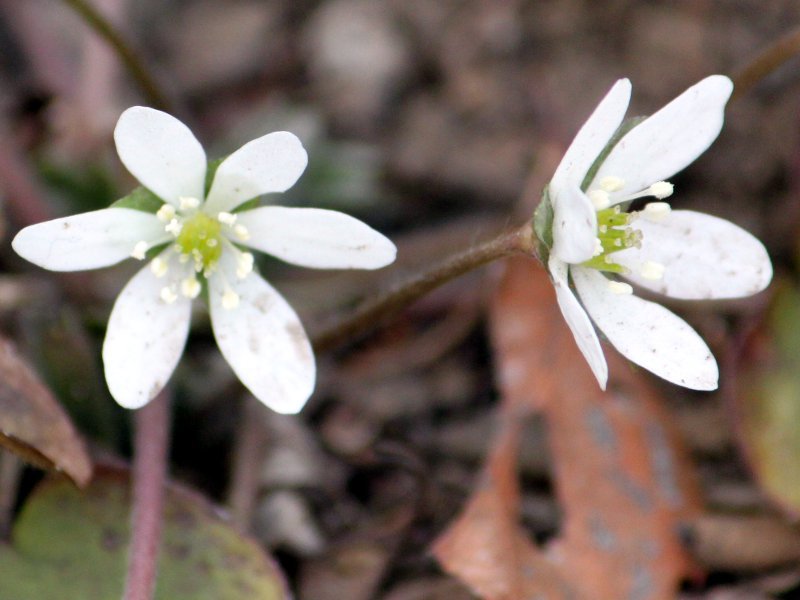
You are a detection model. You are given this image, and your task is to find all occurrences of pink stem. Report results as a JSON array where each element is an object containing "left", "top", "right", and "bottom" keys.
[{"left": 123, "top": 390, "right": 171, "bottom": 600}]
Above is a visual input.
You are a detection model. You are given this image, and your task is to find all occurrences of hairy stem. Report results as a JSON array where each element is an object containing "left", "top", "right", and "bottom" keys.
[
  {"left": 312, "top": 223, "right": 536, "bottom": 352},
  {"left": 732, "top": 26, "right": 800, "bottom": 100},
  {"left": 124, "top": 391, "right": 171, "bottom": 600},
  {"left": 61, "top": 0, "right": 175, "bottom": 111}
]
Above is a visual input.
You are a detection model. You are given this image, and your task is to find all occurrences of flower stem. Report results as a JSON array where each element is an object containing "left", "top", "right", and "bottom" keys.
[
  {"left": 60, "top": 0, "right": 175, "bottom": 112},
  {"left": 732, "top": 26, "right": 800, "bottom": 101},
  {"left": 123, "top": 390, "right": 171, "bottom": 600},
  {"left": 312, "top": 223, "right": 536, "bottom": 352},
  {"left": 226, "top": 395, "right": 269, "bottom": 530}
]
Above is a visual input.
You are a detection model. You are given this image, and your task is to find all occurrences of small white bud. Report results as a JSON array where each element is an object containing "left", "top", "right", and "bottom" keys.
[
  {"left": 599, "top": 176, "right": 625, "bottom": 192},
  {"left": 150, "top": 257, "right": 168, "bottom": 278},
  {"left": 165, "top": 219, "right": 182, "bottom": 236},
  {"left": 217, "top": 212, "right": 237, "bottom": 226},
  {"left": 642, "top": 202, "right": 671, "bottom": 222},
  {"left": 607, "top": 280, "right": 633, "bottom": 295},
  {"left": 588, "top": 189, "right": 610, "bottom": 210},
  {"left": 181, "top": 276, "right": 201, "bottom": 299},
  {"left": 233, "top": 224, "right": 250, "bottom": 241},
  {"left": 131, "top": 241, "right": 148, "bottom": 260},
  {"left": 160, "top": 286, "right": 178, "bottom": 304},
  {"left": 222, "top": 289, "right": 240, "bottom": 310},
  {"left": 179, "top": 196, "right": 200, "bottom": 210},
  {"left": 236, "top": 253, "right": 254, "bottom": 279},
  {"left": 649, "top": 181, "right": 674, "bottom": 199},
  {"left": 156, "top": 204, "right": 176, "bottom": 222}
]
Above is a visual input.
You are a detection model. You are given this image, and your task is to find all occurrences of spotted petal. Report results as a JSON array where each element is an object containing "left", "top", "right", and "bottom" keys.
[
  {"left": 548, "top": 257, "right": 608, "bottom": 388},
  {"left": 572, "top": 267, "right": 718, "bottom": 391},
  {"left": 592, "top": 75, "right": 733, "bottom": 200},
  {"left": 237, "top": 206, "right": 396, "bottom": 270},
  {"left": 616, "top": 210, "right": 772, "bottom": 300},
  {"left": 102, "top": 259, "right": 192, "bottom": 409},
  {"left": 11, "top": 208, "right": 168, "bottom": 271},
  {"left": 204, "top": 132, "right": 308, "bottom": 214},
  {"left": 114, "top": 107, "right": 207, "bottom": 206},
  {"left": 209, "top": 264, "right": 315, "bottom": 414}
]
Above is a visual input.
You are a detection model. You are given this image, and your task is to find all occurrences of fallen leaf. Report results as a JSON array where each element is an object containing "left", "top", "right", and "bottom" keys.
[
  {"left": 434, "top": 257, "right": 701, "bottom": 599},
  {"left": 0, "top": 465, "right": 290, "bottom": 599},
  {"left": 433, "top": 419, "right": 575, "bottom": 600},
  {"left": 0, "top": 334, "right": 92, "bottom": 486}
]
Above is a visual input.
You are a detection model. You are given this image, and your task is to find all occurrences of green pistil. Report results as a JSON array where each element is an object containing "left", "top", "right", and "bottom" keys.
[
  {"left": 582, "top": 206, "right": 639, "bottom": 274},
  {"left": 175, "top": 213, "right": 222, "bottom": 272}
]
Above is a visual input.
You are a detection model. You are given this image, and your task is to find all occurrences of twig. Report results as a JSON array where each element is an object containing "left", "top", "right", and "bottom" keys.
[
  {"left": 124, "top": 390, "right": 171, "bottom": 600},
  {"left": 60, "top": 0, "right": 175, "bottom": 112},
  {"left": 226, "top": 395, "right": 269, "bottom": 530},
  {"left": 311, "top": 223, "right": 536, "bottom": 352},
  {"left": 732, "top": 26, "right": 800, "bottom": 101}
]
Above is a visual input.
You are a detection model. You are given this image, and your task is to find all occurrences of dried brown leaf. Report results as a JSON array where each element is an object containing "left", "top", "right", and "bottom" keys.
[
  {"left": 436, "top": 257, "right": 701, "bottom": 599},
  {"left": 0, "top": 335, "right": 92, "bottom": 486},
  {"left": 433, "top": 420, "right": 575, "bottom": 600}
]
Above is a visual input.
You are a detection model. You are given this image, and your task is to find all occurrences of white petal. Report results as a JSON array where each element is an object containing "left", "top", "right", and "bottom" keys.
[
  {"left": 209, "top": 267, "right": 315, "bottom": 414},
  {"left": 551, "top": 183, "right": 598, "bottom": 264},
  {"left": 548, "top": 257, "right": 608, "bottom": 388},
  {"left": 236, "top": 207, "right": 396, "bottom": 270},
  {"left": 551, "top": 78, "right": 631, "bottom": 188},
  {"left": 572, "top": 267, "right": 718, "bottom": 391},
  {"left": 616, "top": 210, "right": 772, "bottom": 299},
  {"left": 114, "top": 107, "right": 206, "bottom": 206},
  {"left": 11, "top": 208, "right": 168, "bottom": 271},
  {"left": 102, "top": 259, "right": 192, "bottom": 409},
  {"left": 203, "top": 132, "right": 308, "bottom": 214},
  {"left": 592, "top": 75, "right": 733, "bottom": 199}
]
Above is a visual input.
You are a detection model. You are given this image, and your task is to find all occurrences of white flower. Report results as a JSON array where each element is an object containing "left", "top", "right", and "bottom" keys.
[
  {"left": 12, "top": 107, "right": 397, "bottom": 413},
  {"left": 543, "top": 75, "right": 772, "bottom": 390}
]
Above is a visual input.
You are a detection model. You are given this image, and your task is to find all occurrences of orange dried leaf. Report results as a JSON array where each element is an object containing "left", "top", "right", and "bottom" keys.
[
  {"left": 0, "top": 336, "right": 92, "bottom": 486},
  {"left": 472, "top": 257, "right": 701, "bottom": 599},
  {"left": 433, "top": 421, "right": 575, "bottom": 600}
]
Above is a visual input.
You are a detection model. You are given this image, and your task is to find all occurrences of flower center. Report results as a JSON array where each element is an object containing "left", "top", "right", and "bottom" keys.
[
  {"left": 580, "top": 176, "right": 673, "bottom": 281},
  {"left": 129, "top": 197, "right": 255, "bottom": 309},
  {"left": 175, "top": 212, "right": 222, "bottom": 273}
]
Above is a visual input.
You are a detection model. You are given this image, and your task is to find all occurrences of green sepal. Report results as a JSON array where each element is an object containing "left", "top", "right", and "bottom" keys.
[
  {"left": 580, "top": 116, "right": 646, "bottom": 192},
  {"left": 204, "top": 157, "right": 226, "bottom": 197},
  {"left": 110, "top": 186, "right": 164, "bottom": 213},
  {"left": 532, "top": 185, "right": 554, "bottom": 264}
]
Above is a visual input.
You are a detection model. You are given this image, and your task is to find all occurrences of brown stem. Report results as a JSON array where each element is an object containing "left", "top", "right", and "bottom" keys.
[
  {"left": 732, "top": 26, "right": 800, "bottom": 101},
  {"left": 312, "top": 223, "right": 536, "bottom": 352},
  {"left": 124, "top": 390, "right": 171, "bottom": 600},
  {"left": 226, "top": 396, "right": 269, "bottom": 530},
  {"left": 60, "top": 0, "right": 175, "bottom": 112}
]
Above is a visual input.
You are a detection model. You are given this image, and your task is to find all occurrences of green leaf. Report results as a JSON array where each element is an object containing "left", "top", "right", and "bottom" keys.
[
  {"left": 111, "top": 187, "right": 164, "bottom": 213},
  {"left": 738, "top": 282, "right": 800, "bottom": 514},
  {"left": 0, "top": 467, "right": 289, "bottom": 599}
]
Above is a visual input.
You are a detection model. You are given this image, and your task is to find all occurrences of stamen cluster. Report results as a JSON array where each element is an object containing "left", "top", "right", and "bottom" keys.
[
  {"left": 130, "top": 196, "right": 255, "bottom": 309},
  {"left": 580, "top": 175, "right": 674, "bottom": 292}
]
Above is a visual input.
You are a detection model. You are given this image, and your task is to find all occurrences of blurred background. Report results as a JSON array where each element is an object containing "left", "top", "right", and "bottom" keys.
[{"left": 1, "top": 1, "right": 800, "bottom": 598}]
